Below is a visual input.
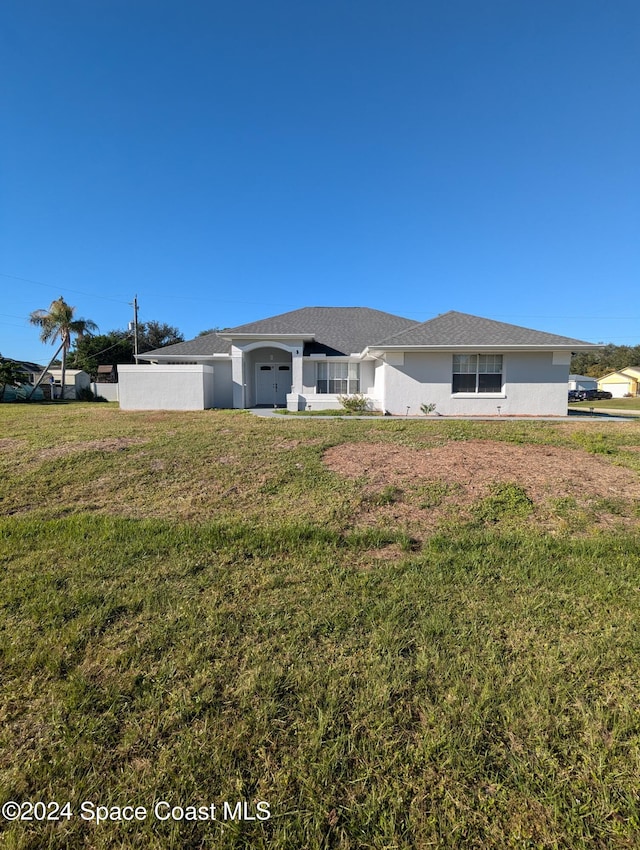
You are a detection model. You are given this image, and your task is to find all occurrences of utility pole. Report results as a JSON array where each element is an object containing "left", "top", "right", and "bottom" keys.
[{"left": 130, "top": 295, "right": 139, "bottom": 364}]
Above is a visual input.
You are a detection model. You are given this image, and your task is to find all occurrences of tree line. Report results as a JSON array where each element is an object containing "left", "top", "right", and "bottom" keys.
[
  {"left": 570, "top": 344, "right": 640, "bottom": 378},
  {"left": 67, "top": 321, "right": 185, "bottom": 377}
]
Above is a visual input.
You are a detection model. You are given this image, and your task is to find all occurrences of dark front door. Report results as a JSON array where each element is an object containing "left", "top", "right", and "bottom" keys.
[{"left": 255, "top": 363, "right": 291, "bottom": 406}]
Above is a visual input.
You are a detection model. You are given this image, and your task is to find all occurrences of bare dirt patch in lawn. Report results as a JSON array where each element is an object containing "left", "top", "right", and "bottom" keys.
[
  {"left": 0, "top": 438, "right": 27, "bottom": 452},
  {"left": 354, "top": 543, "right": 409, "bottom": 569},
  {"left": 324, "top": 440, "right": 640, "bottom": 500},
  {"left": 324, "top": 440, "right": 640, "bottom": 537},
  {"left": 38, "top": 437, "right": 148, "bottom": 460}
]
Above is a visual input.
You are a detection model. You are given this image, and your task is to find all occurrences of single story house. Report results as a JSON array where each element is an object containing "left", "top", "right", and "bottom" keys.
[
  {"left": 118, "top": 307, "right": 599, "bottom": 416},
  {"left": 598, "top": 367, "right": 640, "bottom": 398},
  {"left": 568, "top": 374, "right": 598, "bottom": 392}
]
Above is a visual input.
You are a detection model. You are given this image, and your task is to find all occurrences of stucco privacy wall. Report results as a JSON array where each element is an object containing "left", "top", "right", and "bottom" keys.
[
  {"left": 380, "top": 351, "right": 571, "bottom": 416},
  {"left": 90, "top": 382, "right": 119, "bottom": 401},
  {"left": 118, "top": 365, "right": 214, "bottom": 410}
]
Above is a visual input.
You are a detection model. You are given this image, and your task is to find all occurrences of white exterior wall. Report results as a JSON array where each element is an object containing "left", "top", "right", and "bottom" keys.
[
  {"left": 380, "top": 351, "right": 570, "bottom": 416},
  {"left": 91, "top": 382, "right": 119, "bottom": 401},
  {"left": 118, "top": 364, "right": 214, "bottom": 410},
  {"left": 211, "top": 360, "right": 233, "bottom": 408}
]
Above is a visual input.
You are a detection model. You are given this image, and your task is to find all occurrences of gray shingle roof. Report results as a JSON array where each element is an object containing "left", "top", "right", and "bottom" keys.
[
  {"left": 223, "top": 306, "right": 417, "bottom": 355},
  {"left": 139, "top": 332, "right": 232, "bottom": 358},
  {"left": 373, "top": 311, "right": 595, "bottom": 348},
  {"left": 6, "top": 359, "right": 46, "bottom": 373},
  {"left": 140, "top": 307, "right": 597, "bottom": 360},
  {"left": 141, "top": 307, "right": 417, "bottom": 358}
]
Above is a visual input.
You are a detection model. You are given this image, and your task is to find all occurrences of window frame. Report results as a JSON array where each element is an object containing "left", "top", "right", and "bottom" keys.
[
  {"left": 316, "top": 361, "right": 360, "bottom": 394},
  {"left": 452, "top": 353, "right": 504, "bottom": 395}
]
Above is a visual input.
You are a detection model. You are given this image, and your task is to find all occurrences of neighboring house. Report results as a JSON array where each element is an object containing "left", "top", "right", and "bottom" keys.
[
  {"left": 598, "top": 367, "right": 640, "bottom": 398},
  {"left": 118, "top": 307, "right": 599, "bottom": 416},
  {"left": 0, "top": 359, "right": 48, "bottom": 401},
  {"left": 3, "top": 359, "right": 48, "bottom": 385},
  {"left": 568, "top": 374, "right": 598, "bottom": 391}
]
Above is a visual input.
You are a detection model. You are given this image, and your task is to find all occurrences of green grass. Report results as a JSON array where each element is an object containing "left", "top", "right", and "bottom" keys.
[
  {"left": 1, "top": 405, "right": 640, "bottom": 849},
  {"left": 572, "top": 397, "right": 640, "bottom": 411}
]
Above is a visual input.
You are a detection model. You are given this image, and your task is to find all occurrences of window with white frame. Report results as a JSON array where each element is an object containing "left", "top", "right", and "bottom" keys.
[
  {"left": 452, "top": 354, "right": 503, "bottom": 393},
  {"left": 316, "top": 362, "right": 360, "bottom": 394}
]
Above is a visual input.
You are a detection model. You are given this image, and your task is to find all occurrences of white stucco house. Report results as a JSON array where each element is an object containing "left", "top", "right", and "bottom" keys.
[{"left": 119, "top": 307, "right": 599, "bottom": 416}]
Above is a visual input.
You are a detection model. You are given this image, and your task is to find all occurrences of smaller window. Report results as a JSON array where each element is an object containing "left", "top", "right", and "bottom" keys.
[
  {"left": 278, "top": 366, "right": 290, "bottom": 371},
  {"left": 317, "top": 362, "right": 359, "bottom": 394},
  {"left": 260, "top": 366, "right": 271, "bottom": 371}
]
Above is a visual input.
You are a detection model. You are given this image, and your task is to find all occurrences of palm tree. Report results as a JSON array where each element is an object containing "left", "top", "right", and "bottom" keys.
[{"left": 29, "top": 297, "right": 98, "bottom": 399}]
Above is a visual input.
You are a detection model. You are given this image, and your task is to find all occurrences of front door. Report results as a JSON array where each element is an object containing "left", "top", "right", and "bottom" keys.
[{"left": 255, "top": 363, "right": 291, "bottom": 407}]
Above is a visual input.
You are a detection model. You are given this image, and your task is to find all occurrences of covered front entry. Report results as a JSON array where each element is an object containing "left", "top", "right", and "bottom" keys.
[{"left": 255, "top": 362, "right": 291, "bottom": 406}]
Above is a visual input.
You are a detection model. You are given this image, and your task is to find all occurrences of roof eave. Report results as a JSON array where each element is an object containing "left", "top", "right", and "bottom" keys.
[
  {"left": 137, "top": 353, "right": 230, "bottom": 362},
  {"left": 366, "top": 343, "right": 602, "bottom": 356},
  {"left": 218, "top": 332, "right": 316, "bottom": 341}
]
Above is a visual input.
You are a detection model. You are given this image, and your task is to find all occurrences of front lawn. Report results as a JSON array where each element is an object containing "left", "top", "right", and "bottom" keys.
[
  {"left": 1, "top": 405, "right": 640, "bottom": 849},
  {"left": 572, "top": 397, "right": 640, "bottom": 411}
]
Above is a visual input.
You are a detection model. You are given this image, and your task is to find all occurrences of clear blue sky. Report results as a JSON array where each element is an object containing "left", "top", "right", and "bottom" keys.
[{"left": 2, "top": 0, "right": 639, "bottom": 363}]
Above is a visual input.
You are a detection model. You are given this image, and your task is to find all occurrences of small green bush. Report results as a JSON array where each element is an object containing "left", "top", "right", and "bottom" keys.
[
  {"left": 420, "top": 402, "right": 436, "bottom": 415},
  {"left": 338, "top": 393, "right": 369, "bottom": 414}
]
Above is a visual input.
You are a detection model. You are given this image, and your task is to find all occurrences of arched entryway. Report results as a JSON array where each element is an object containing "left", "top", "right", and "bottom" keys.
[{"left": 246, "top": 346, "right": 293, "bottom": 407}]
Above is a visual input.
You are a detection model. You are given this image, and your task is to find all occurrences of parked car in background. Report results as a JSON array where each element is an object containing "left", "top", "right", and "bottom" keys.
[
  {"left": 568, "top": 389, "right": 613, "bottom": 402},
  {"left": 584, "top": 389, "right": 613, "bottom": 400}
]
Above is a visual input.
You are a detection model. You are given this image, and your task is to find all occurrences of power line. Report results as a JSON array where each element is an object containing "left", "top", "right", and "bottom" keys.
[
  {"left": 0, "top": 272, "right": 131, "bottom": 305},
  {"left": 2, "top": 270, "right": 639, "bottom": 325}
]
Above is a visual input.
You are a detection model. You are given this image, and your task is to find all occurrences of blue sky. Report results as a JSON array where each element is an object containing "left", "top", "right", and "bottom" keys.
[{"left": 2, "top": 0, "right": 639, "bottom": 362}]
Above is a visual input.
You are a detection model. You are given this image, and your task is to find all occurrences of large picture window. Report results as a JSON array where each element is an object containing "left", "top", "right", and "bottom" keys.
[
  {"left": 452, "top": 354, "right": 503, "bottom": 393},
  {"left": 316, "top": 362, "right": 360, "bottom": 394}
]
